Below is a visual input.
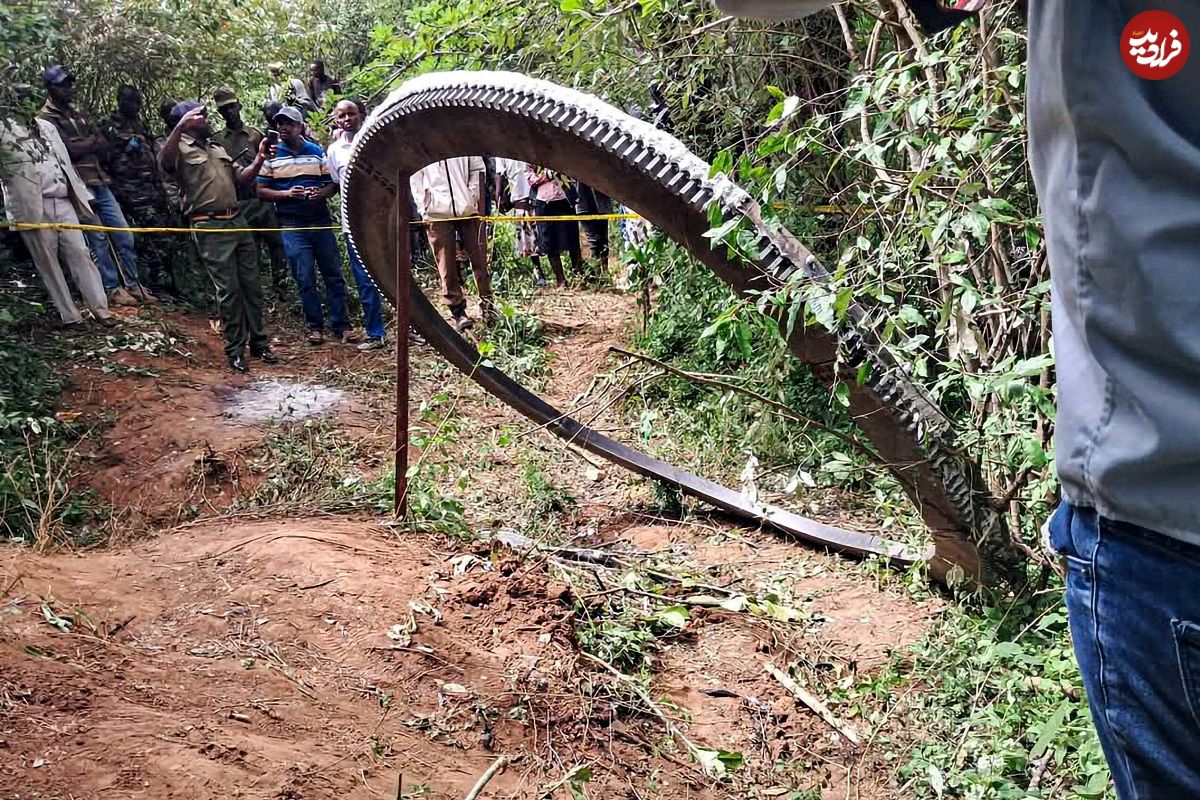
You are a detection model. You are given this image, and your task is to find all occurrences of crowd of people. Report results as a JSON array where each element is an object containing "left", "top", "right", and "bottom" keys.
[{"left": 0, "top": 61, "right": 618, "bottom": 372}]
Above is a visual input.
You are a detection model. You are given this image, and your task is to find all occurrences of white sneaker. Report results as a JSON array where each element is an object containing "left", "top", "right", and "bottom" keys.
[{"left": 356, "top": 337, "right": 385, "bottom": 352}]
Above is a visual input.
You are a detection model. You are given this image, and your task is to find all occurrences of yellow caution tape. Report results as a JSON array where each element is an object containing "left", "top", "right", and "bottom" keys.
[
  {"left": 0, "top": 211, "right": 644, "bottom": 236},
  {"left": 0, "top": 205, "right": 861, "bottom": 236}
]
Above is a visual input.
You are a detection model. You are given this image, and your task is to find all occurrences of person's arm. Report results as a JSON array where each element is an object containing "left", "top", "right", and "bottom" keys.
[
  {"left": 309, "top": 150, "right": 337, "bottom": 199},
  {"left": 157, "top": 106, "right": 207, "bottom": 173},
  {"left": 325, "top": 148, "right": 342, "bottom": 191},
  {"left": 43, "top": 116, "right": 103, "bottom": 161},
  {"left": 256, "top": 183, "right": 308, "bottom": 202},
  {"left": 235, "top": 135, "right": 271, "bottom": 187}
]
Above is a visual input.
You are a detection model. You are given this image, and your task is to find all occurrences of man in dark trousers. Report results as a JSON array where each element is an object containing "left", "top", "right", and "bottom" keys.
[
  {"left": 256, "top": 106, "right": 351, "bottom": 346},
  {"left": 101, "top": 85, "right": 179, "bottom": 301},
  {"left": 158, "top": 101, "right": 276, "bottom": 373},
  {"left": 574, "top": 182, "right": 611, "bottom": 270},
  {"left": 213, "top": 87, "right": 288, "bottom": 298}
]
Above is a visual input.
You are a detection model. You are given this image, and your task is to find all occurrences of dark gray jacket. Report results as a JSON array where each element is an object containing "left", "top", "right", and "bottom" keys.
[{"left": 1031, "top": 0, "right": 1200, "bottom": 543}]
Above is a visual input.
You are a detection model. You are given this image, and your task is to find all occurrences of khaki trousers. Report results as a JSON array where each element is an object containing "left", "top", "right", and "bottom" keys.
[
  {"left": 20, "top": 196, "right": 110, "bottom": 324},
  {"left": 426, "top": 218, "right": 492, "bottom": 310}
]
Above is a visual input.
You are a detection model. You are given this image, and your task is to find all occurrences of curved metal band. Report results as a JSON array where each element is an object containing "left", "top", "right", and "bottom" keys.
[{"left": 343, "top": 72, "right": 1014, "bottom": 578}]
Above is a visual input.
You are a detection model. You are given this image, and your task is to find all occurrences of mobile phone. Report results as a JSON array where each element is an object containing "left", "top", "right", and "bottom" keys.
[{"left": 266, "top": 129, "right": 280, "bottom": 144}]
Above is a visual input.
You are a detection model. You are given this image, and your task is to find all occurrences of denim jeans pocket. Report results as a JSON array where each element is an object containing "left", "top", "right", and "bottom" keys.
[
  {"left": 1048, "top": 503, "right": 1094, "bottom": 576},
  {"left": 1172, "top": 620, "right": 1200, "bottom": 731}
]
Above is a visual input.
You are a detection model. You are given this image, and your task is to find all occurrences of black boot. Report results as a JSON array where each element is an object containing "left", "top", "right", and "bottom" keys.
[{"left": 449, "top": 303, "right": 473, "bottom": 333}]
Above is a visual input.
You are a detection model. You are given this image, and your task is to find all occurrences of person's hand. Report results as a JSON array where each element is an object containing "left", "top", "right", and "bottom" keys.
[
  {"left": 173, "top": 106, "right": 207, "bottom": 134},
  {"left": 257, "top": 136, "right": 273, "bottom": 158},
  {"left": 287, "top": 185, "right": 309, "bottom": 199}
]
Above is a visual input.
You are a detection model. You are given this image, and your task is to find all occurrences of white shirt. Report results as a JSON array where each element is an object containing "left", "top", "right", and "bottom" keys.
[
  {"left": 495, "top": 157, "right": 531, "bottom": 202},
  {"left": 409, "top": 157, "right": 485, "bottom": 220},
  {"left": 325, "top": 131, "right": 355, "bottom": 187}
]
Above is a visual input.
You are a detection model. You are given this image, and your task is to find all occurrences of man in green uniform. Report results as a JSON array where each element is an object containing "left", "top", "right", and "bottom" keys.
[
  {"left": 101, "top": 85, "right": 180, "bottom": 301},
  {"left": 158, "top": 101, "right": 277, "bottom": 373},
  {"left": 212, "top": 87, "right": 288, "bottom": 298}
]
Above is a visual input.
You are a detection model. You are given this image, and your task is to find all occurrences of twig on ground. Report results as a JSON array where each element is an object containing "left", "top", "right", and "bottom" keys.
[
  {"left": 463, "top": 755, "right": 511, "bottom": 800},
  {"left": 580, "top": 652, "right": 714, "bottom": 775},
  {"left": 536, "top": 763, "right": 595, "bottom": 799},
  {"left": 765, "top": 662, "right": 860, "bottom": 746},
  {"left": 1027, "top": 748, "right": 1053, "bottom": 791}
]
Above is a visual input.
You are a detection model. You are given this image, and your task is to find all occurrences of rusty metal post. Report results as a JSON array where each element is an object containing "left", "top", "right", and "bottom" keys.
[{"left": 394, "top": 175, "right": 413, "bottom": 519}]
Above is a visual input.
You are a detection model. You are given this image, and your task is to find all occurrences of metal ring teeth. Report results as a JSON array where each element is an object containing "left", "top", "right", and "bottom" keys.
[{"left": 342, "top": 72, "right": 1014, "bottom": 578}]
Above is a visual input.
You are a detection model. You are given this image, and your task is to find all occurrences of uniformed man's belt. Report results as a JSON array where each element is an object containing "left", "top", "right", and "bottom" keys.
[{"left": 190, "top": 209, "right": 239, "bottom": 222}]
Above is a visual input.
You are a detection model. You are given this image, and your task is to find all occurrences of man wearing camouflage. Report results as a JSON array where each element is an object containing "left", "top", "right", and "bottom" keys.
[
  {"left": 213, "top": 87, "right": 288, "bottom": 298},
  {"left": 102, "top": 85, "right": 180, "bottom": 301}
]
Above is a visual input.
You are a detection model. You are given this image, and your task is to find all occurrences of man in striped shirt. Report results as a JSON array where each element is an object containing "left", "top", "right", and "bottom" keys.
[{"left": 256, "top": 106, "right": 351, "bottom": 346}]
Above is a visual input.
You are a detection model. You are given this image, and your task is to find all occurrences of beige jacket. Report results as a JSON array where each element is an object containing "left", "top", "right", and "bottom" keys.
[
  {"left": 410, "top": 157, "right": 486, "bottom": 221},
  {"left": 0, "top": 118, "right": 95, "bottom": 223}
]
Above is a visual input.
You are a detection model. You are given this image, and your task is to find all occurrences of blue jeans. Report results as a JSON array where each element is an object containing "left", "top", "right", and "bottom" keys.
[
  {"left": 281, "top": 227, "right": 348, "bottom": 335},
  {"left": 84, "top": 184, "right": 139, "bottom": 290},
  {"left": 1050, "top": 502, "right": 1200, "bottom": 798},
  {"left": 345, "top": 235, "right": 385, "bottom": 340}
]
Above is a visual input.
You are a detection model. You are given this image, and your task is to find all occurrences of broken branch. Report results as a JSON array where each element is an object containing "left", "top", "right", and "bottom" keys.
[
  {"left": 765, "top": 662, "right": 860, "bottom": 746},
  {"left": 463, "top": 755, "right": 511, "bottom": 800}
]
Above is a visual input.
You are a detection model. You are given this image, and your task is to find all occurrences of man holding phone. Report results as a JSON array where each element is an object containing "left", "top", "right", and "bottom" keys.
[{"left": 256, "top": 106, "right": 351, "bottom": 346}]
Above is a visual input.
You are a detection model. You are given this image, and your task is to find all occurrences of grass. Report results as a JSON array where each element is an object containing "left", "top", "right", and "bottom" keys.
[
  {"left": 0, "top": 256, "right": 111, "bottom": 547},
  {"left": 853, "top": 591, "right": 1110, "bottom": 800}
]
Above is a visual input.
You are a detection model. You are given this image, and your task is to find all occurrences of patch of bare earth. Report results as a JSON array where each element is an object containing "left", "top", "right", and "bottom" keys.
[{"left": 2, "top": 290, "right": 939, "bottom": 798}]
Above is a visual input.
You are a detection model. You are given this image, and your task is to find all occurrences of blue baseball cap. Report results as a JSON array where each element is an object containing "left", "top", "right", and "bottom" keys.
[
  {"left": 41, "top": 65, "right": 73, "bottom": 87},
  {"left": 167, "top": 100, "right": 205, "bottom": 130}
]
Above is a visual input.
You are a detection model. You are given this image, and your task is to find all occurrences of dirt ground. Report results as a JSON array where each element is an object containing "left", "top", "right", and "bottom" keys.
[{"left": 1, "top": 286, "right": 940, "bottom": 799}]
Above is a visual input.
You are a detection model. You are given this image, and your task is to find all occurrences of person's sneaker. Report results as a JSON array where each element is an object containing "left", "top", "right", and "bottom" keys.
[
  {"left": 134, "top": 286, "right": 160, "bottom": 304},
  {"left": 357, "top": 337, "right": 385, "bottom": 352},
  {"left": 306, "top": 329, "right": 324, "bottom": 346},
  {"left": 340, "top": 330, "right": 362, "bottom": 345},
  {"left": 108, "top": 287, "right": 138, "bottom": 307},
  {"left": 451, "top": 311, "right": 474, "bottom": 333}
]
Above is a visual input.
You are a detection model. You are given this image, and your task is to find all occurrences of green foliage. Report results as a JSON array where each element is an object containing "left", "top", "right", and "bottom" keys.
[
  {"left": 479, "top": 301, "right": 551, "bottom": 382},
  {"left": 521, "top": 462, "right": 574, "bottom": 518},
  {"left": 0, "top": 258, "right": 106, "bottom": 545},
  {"left": 849, "top": 589, "right": 1110, "bottom": 799}
]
